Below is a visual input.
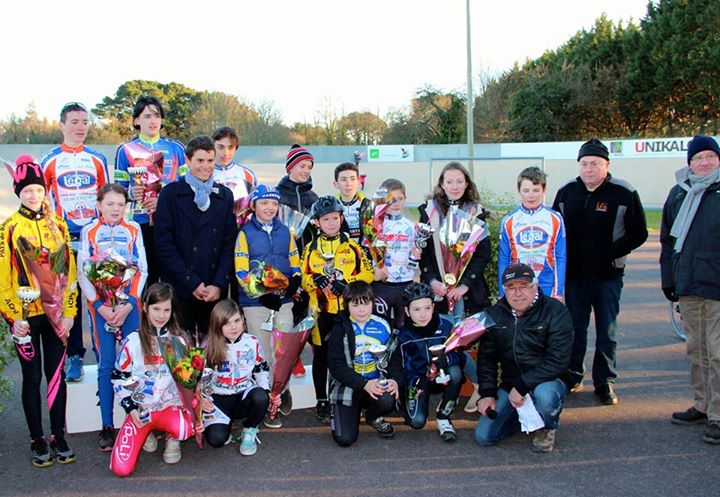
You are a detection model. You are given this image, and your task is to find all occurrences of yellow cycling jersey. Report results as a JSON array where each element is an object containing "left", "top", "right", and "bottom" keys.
[{"left": 0, "top": 206, "right": 78, "bottom": 324}]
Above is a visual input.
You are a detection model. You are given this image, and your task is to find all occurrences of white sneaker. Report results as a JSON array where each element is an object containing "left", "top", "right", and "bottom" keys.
[
  {"left": 142, "top": 434, "right": 158, "bottom": 453},
  {"left": 163, "top": 438, "right": 182, "bottom": 464},
  {"left": 464, "top": 383, "right": 481, "bottom": 413},
  {"left": 437, "top": 418, "right": 457, "bottom": 442},
  {"left": 239, "top": 427, "right": 260, "bottom": 456}
]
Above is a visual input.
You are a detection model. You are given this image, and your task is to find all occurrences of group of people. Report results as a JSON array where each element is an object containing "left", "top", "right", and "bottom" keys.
[{"left": 1, "top": 95, "right": 717, "bottom": 476}]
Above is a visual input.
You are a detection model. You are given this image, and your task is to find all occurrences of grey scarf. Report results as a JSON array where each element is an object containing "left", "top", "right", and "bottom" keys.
[
  {"left": 670, "top": 167, "right": 720, "bottom": 252},
  {"left": 185, "top": 172, "right": 216, "bottom": 212}
]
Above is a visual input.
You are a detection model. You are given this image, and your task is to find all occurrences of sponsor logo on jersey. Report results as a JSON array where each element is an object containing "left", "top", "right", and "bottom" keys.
[
  {"left": 515, "top": 226, "right": 549, "bottom": 248},
  {"left": 57, "top": 171, "right": 96, "bottom": 190}
]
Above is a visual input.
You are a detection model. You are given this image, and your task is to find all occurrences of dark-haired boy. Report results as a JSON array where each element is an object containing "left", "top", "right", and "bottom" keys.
[
  {"left": 40, "top": 101, "right": 110, "bottom": 381},
  {"left": 115, "top": 95, "right": 187, "bottom": 285},
  {"left": 498, "top": 166, "right": 566, "bottom": 301},
  {"left": 333, "top": 162, "right": 368, "bottom": 244},
  {"left": 327, "top": 281, "right": 404, "bottom": 446},
  {"left": 154, "top": 135, "right": 236, "bottom": 338},
  {"left": 212, "top": 126, "right": 257, "bottom": 201}
]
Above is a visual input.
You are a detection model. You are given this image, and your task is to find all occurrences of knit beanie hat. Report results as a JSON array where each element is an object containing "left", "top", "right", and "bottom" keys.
[
  {"left": 11, "top": 154, "right": 46, "bottom": 196},
  {"left": 251, "top": 184, "right": 281, "bottom": 203},
  {"left": 577, "top": 138, "right": 609, "bottom": 162},
  {"left": 286, "top": 144, "right": 314, "bottom": 173},
  {"left": 687, "top": 135, "right": 720, "bottom": 165}
]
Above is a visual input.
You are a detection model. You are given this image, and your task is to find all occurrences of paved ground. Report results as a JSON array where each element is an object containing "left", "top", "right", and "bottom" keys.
[{"left": 0, "top": 234, "right": 718, "bottom": 497}]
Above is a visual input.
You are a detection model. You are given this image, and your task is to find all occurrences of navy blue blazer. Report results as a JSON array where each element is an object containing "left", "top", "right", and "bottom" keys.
[{"left": 154, "top": 177, "right": 237, "bottom": 299}]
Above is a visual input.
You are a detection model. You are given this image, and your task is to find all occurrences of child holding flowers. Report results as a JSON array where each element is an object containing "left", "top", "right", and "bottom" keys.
[
  {"left": 202, "top": 299, "right": 270, "bottom": 455},
  {"left": 0, "top": 155, "right": 78, "bottom": 468},
  {"left": 110, "top": 283, "right": 194, "bottom": 477},
  {"left": 77, "top": 183, "right": 148, "bottom": 451}
]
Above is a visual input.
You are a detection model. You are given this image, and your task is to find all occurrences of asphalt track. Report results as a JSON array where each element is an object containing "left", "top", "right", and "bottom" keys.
[{"left": 0, "top": 234, "right": 718, "bottom": 496}]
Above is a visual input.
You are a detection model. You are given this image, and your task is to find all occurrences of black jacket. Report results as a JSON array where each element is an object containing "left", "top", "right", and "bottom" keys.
[
  {"left": 660, "top": 178, "right": 720, "bottom": 300},
  {"left": 277, "top": 175, "right": 318, "bottom": 254},
  {"left": 552, "top": 174, "right": 647, "bottom": 281},
  {"left": 417, "top": 200, "right": 492, "bottom": 312},
  {"left": 327, "top": 311, "right": 405, "bottom": 392},
  {"left": 478, "top": 292, "right": 573, "bottom": 398}
]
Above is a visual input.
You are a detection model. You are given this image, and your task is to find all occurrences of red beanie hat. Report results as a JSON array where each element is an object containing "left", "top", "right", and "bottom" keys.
[{"left": 285, "top": 144, "right": 314, "bottom": 173}]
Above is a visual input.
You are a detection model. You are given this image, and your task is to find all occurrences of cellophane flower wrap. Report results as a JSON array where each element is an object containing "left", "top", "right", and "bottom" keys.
[
  {"left": 13, "top": 231, "right": 70, "bottom": 343},
  {"left": 82, "top": 251, "right": 137, "bottom": 307},
  {"left": 124, "top": 143, "right": 164, "bottom": 223},
  {"left": 267, "top": 313, "right": 315, "bottom": 419},
  {"left": 234, "top": 195, "right": 253, "bottom": 228},
  {"left": 360, "top": 188, "right": 397, "bottom": 267},
  {"left": 277, "top": 204, "right": 311, "bottom": 240},
  {"left": 427, "top": 311, "right": 495, "bottom": 380},
  {"left": 438, "top": 208, "right": 488, "bottom": 293},
  {"left": 240, "top": 261, "right": 289, "bottom": 299},
  {"left": 159, "top": 336, "right": 206, "bottom": 390}
]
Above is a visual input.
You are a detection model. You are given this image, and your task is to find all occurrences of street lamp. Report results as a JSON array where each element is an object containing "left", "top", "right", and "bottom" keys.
[{"left": 466, "top": 0, "right": 475, "bottom": 178}]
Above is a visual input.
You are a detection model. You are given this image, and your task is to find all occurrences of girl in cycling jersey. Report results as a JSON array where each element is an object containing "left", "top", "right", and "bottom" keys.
[
  {"left": 201, "top": 299, "right": 270, "bottom": 456},
  {"left": 110, "top": 283, "right": 194, "bottom": 477},
  {"left": 1, "top": 155, "right": 78, "bottom": 468},
  {"left": 77, "top": 183, "right": 148, "bottom": 451}
]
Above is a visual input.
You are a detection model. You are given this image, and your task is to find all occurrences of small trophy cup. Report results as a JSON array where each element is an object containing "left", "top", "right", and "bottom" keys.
[
  {"left": 414, "top": 223, "right": 435, "bottom": 249},
  {"left": 123, "top": 376, "right": 151, "bottom": 425},
  {"left": 14, "top": 286, "right": 40, "bottom": 345},
  {"left": 428, "top": 344, "right": 450, "bottom": 384},
  {"left": 322, "top": 253, "right": 343, "bottom": 281},
  {"left": 127, "top": 166, "right": 147, "bottom": 215},
  {"left": 200, "top": 368, "right": 214, "bottom": 400},
  {"left": 369, "top": 344, "right": 389, "bottom": 388}
]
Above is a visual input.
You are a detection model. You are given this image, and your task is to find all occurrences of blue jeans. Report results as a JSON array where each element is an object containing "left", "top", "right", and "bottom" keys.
[
  {"left": 474, "top": 379, "right": 567, "bottom": 446},
  {"left": 565, "top": 277, "right": 623, "bottom": 387}
]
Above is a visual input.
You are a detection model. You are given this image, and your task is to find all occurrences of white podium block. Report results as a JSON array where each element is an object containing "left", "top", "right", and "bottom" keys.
[
  {"left": 66, "top": 365, "right": 126, "bottom": 434},
  {"left": 67, "top": 363, "right": 317, "bottom": 433},
  {"left": 287, "top": 364, "right": 316, "bottom": 409}
]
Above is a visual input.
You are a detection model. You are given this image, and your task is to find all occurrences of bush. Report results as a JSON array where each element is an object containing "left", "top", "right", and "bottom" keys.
[{"left": 0, "top": 320, "right": 14, "bottom": 412}]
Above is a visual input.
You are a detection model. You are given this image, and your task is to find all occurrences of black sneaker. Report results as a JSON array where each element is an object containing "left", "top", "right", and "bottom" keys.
[
  {"left": 703, "top": 421, "right": 720, "bottom": 444},
  {"left": 368, "top": 416, "right": 395, "bottom": 439},
  {"left": 98, "top": 426, "right": 116, "bottom": 452},
  {"left": 30, "top": 438, "right": 53, "bottom": 468},
  {"left": 279, "top": 389, "right": 293, "bottom": 416},
  {"left": 672, "top": 407, "right": 708, "bottom": 426},
  {"left": 315, "top": 401, "right": 331, "bottom": 425},
  {"left": 50, "top": 435, "right": 76, "bottom": 464},
  {"left": 594, "top": 385, "right": 618, "bottom": 405}
]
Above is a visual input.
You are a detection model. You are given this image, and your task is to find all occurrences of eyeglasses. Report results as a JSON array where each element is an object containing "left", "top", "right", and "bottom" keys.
[{"left": 690, "top": 153, "right": 719, "bottom": 164}]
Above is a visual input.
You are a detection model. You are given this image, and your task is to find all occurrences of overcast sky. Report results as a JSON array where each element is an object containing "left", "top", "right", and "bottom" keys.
[{"left": 5, "top": 0, "right": 650, "bottom": 125}]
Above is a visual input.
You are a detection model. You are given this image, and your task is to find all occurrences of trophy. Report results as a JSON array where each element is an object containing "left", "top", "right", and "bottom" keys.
[
  {"left": 199, "top": 368, "right": 214, "bottom": 399},
  {"left": 414, "top": 223, "right": 435, "bottom": 249},
  {"left": 368, "top": 344, "right": 389, "bottom": 387},
  {"left": 127, "top": 166, "right": 147, "bottom": 215},
  {"left": 428, "top": 344, "right": 450, "bottom": 384},
  {"left": 322, "top": 253, "right": 343, "bottom": 281},
  {"left": 14, "top": 286, "right": 40, "bottom": 345},
  {"left": 123, "top": 375, "right": 151, "bottom": 425}
]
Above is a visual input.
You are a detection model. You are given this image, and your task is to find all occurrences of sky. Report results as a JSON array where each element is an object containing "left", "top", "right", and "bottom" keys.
[{"left": 4, "top": 0, "right": 650, "bottom": 126}]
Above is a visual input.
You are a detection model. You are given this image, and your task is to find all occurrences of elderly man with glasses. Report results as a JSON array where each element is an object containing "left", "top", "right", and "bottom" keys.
[
  {"left": 474, "top": 263, "right": 573, "bottom": 453},
  {"left": 661, "top": 135, "right": 720, "bottom": 444}
]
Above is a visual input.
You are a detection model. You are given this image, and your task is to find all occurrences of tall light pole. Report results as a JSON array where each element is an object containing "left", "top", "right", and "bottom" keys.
[{"left": 466, "top": 0, "right": 475, "bottom": 178}]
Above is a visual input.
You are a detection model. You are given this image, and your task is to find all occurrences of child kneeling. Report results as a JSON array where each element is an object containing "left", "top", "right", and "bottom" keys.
[
  {"left": 327, "top": 282, "right": 404, "bottom": 447},
  {"left": 202, "top": 300, "right": 270, "bottom": 456},
  {"left": 399, "top": 283, "right": 465, "bottom": 442}
]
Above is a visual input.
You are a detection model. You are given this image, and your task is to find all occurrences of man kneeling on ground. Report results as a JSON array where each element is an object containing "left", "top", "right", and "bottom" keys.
[{"left": 474, "top": 263, "right": 573, "bottom": 452}]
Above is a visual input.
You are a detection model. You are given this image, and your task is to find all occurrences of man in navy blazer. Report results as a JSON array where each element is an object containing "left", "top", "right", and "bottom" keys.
[{"left": 154, "top": 135, "right": 236, "bottom": 340}]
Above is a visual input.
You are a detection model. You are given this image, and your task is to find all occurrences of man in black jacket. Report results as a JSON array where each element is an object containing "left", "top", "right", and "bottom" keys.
[
  {"left": 552, "top": 139, "right": 647, "bottom": 405},
  {"left": 475, "top": 264, "right": 573, "bottom": 453},
  {"left": 660, "top": 135, "right": 720, "bottom": 444}
]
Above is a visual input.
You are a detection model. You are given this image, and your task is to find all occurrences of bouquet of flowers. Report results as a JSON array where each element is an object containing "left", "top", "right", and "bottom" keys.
[
  {"left": 233, "top": 195, "right": 253, "bottom": 228},
  {"left": 124, "top": 143, "right": 164, "bottom": 223},
  {"left": 277, "top": 204, "right": 311, "bottom": 240},
  {"left": 360, "top": 187, "right": 397, "bottom": 267},
  {"left": 12, "top": 230, "right": 71, "bottom": 344},
  {"left": 267, "top": 312, "right": 315, "bottom": 420},
  {"left": 239, "top": 261, "right": 289, "bottom": 299},
  {"left": 437, "top": 208, "right": 488, "bottom": 310},
  {"left": 82, "top": 251, "right": 138, "bottom": 340},
  {"left": 159, "top": 336, "right": 206, "bottom": 390}
]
